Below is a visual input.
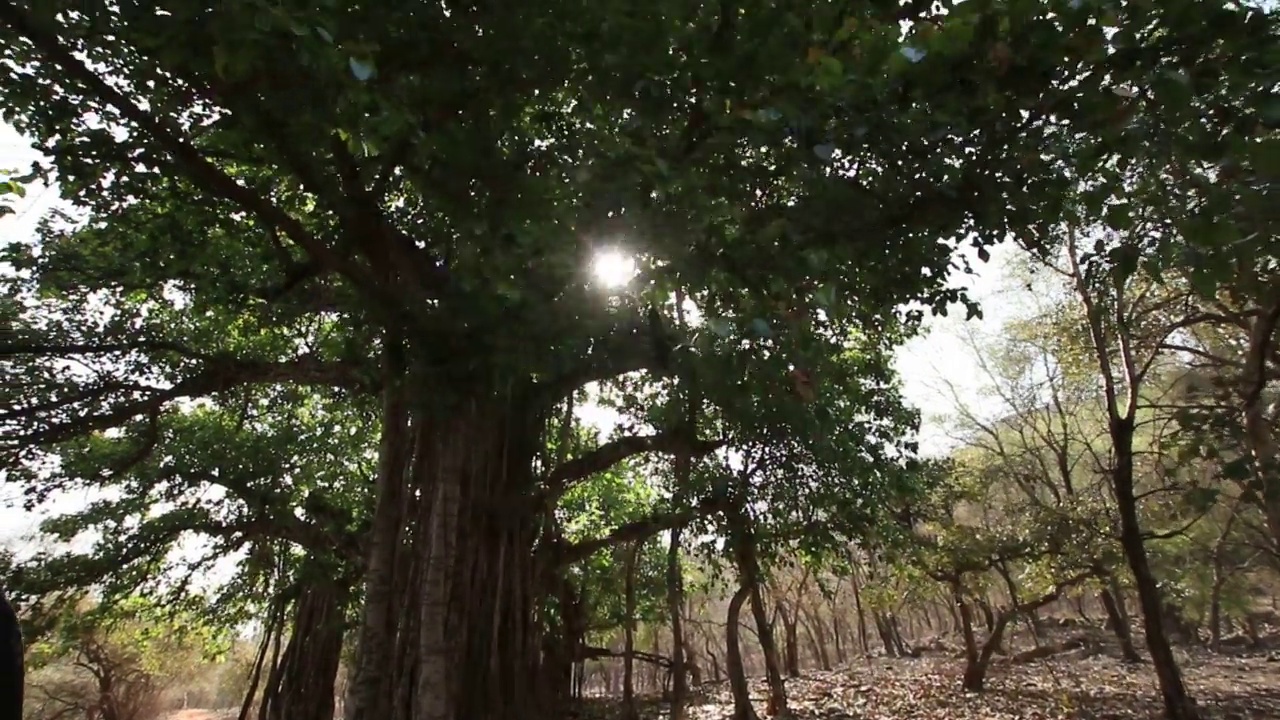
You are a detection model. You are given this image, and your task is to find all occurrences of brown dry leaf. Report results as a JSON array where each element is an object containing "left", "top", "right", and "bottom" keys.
[{"left": 610, "top": 651, "right": 1280, "bottom": 720}]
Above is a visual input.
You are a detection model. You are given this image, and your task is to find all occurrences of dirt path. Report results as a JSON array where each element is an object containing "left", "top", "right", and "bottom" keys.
[{"left": 162, "top": 710, "right": 237, "bottom": 720}]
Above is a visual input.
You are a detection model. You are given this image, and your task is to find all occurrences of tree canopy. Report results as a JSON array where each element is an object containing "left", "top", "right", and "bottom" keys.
[{"left": 1, "top": 1, "right": 1277, "bottom": 720}]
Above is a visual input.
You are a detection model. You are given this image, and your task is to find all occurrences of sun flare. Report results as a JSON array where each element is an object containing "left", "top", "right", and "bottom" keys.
[{"left": 590, "top": 248, "right": 637, "bottom": 289}]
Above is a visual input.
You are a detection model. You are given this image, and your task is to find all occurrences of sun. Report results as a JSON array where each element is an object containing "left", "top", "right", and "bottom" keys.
[{"left": 591, "top": 248, "right": 637, "bottom": 289}]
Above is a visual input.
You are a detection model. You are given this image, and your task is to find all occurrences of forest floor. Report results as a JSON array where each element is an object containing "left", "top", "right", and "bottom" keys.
[
  {"left": 584, "top": 630, "right": 1280, "bottom": 720},
  {"left": 163, "top": 711, "right": 237, "bottom": 720},
  {"left": 655, "top": 652, "right": 1280, "bottom": 720},
  {"left": 162, "top": 633, "right": 1280, "bottom": 720}
]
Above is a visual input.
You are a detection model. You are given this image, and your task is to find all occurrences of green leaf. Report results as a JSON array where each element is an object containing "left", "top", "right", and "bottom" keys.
[
  {"left": 348, "top": 57, "right": 377, "bottom": 82},
  {"left": 1261, "top": 93, "right": 1280, "bottom": 127},
  {"left": 707, "top": 318, "right": 733, "bottom": 338},
  {"left": 1221, "top": 457, "right": 1252, "bottom": 482},
  {"left": 812, "top": 285, "right": 836, "bottom": 310},
  {"left": 1181, "top": 486, "right": 1220, "bottom": 513},
  {"left": 1104, "top": 203, "right": 1134, "bottom": 232},
  {"left": 1253, "top": 137, "right": 1280, "bottom": 177},
  {"left": 1151, "top": 70, "right": 1194, "bottom": 111},
  {"left": 212, "top": 45, "right": 230, "bottom": 79}
]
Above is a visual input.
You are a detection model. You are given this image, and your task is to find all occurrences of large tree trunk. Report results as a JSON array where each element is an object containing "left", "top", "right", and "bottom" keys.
[
  {"left": 346, "top": 342, "right": 412, "bottom": 720},
  {"left": 1112, "top": 418, "right": 1199, "bottom": 720},
  {"left": 725, "top": 586, "right": 759, "bottom": 720},
  {"left": 873, "top": 612, "right": 898, "bottom": 657},
  {"left": 954, "top": 586, "right": 981, "bottom": 689},
  {"left": 962, "top": 615, "right": 1010, "bottom": 693},
  {"left": 1240, "top": 299, "right": 1280, "bottom": 557},
  {"left": 732, "top": 513, "right": 788, "bottom": 717},
  {"left": 667, "top": 528, "right": 688, "bottom": 719},
  {"left": 543, "top": 574, "right": 586, "bottom": 709},
  {"left": 0, "top": 588, "right": 23, "bottom": 720},
  {"left": 1099, "top": 585, "right": 1142, "bottom": 662},
  {"left": 1069, "top": 231, "right": 1199, "bottom": 720},
  {"left": 749, "top": 577, "right": 788, "bottom": 715},
  {"left": 239, "top": 590, "right": 286, "bottom": 720},
  {"left": 266, "top": 578, "right": 349, "bottom": 720},
  {"left": 778, "top": 604, "right": 801, "bottom": 678},
  {"left": 958, "top": 580, "right": 1074, "bottom": 693},
  {"left": 347, "top": 378, "right": 550, "bottom": 720}
]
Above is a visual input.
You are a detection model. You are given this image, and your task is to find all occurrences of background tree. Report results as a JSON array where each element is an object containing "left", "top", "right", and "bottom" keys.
[{"left": 22, "top": 596, "right": 228, "bottom": 720}]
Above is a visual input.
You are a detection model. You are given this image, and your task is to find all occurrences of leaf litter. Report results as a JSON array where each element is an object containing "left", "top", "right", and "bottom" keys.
[{"left": 582, "top": 651, "right": 1280, "bottom": 720}]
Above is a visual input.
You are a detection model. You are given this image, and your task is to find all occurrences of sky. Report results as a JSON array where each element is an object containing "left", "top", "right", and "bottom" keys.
[{"left": 0, "top": 123, "right": 1024, "bottom": 553}]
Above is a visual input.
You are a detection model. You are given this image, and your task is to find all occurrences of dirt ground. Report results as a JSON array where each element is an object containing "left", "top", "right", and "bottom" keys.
[
  {"left": 162, "top": 710, "right": 239, "bottom": 720},
  {"left": 649, "top": 652, "right": 1280, "bottom": 720},
  {"left": 161, "top": 650, "right": 1280, "bottom": 720}
]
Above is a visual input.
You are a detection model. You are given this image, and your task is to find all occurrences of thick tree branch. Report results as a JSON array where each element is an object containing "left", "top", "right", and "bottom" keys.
[
  {"left": 3, "top": 355, "right": 373, "bottom": 447},
  {"left": 0, "top": 2, "right": 411, "bottom": 323},
  {"left": 559, "top": 496, "right": 727, "bottom": 566},
  {"left": 1242, "top": 298, "right": 1280, "bottom": 412},
  {"left": 535, "top": 314, "right": 671, "bottom": 403},
  {"left": 0, "top": 339, "right": 217, "bottom": 361},
  {"left": 543, "top": 432, "right": 727, "bottom": 496},
  {"left": 577, "top": 646, "right": 672, "bottom": 667}
]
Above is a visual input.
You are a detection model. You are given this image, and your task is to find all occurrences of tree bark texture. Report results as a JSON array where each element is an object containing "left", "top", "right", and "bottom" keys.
[
  {"left": 1112, "top": 418, "right": 1200, "bottom": 720},
  {"left": 725, "top": 585, "right": 760, "bottom": 720},
  {"left": 265, "top": 579, "right": 349, "bottom": 720},
  {"left": 347, "top": 376, "right": 550, "bottom": 720}
]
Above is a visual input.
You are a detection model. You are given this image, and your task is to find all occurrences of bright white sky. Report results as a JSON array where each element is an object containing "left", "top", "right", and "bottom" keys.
[{"left": 0, "top": 123, "right": 1023, "bottom": 553}]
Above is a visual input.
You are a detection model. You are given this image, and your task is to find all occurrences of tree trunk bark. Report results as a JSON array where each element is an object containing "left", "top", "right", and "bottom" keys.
[
  {"left": 667, "top": 527, "right": 687, "bottom": 719},
  {"left": 1112, "top": 418, "right": 1200, "bottom": 720},
  {"left": 240, "top": 591, "right": 286, "bottom": 720},
  {"left": 954, "top": 586, "right": 980, "bottom": 687},
  {"left": 1099, "top": 586, "right": 1142, "bottom": 662},
  {"left": 1208, "top": 577, "right": 1225, "bottom": 652},
  {"left": 1073, "top": 595, "right": 1091, "bottom": 622},
  {"left": 849, "top": 563, "right": 870, "bottom": 658},
  {"left": 1240, "top": 300, "right": 1280, "bottom": 557},
  {"left": 348, "top": 382, "right": 550, "bottom": 720},
  {"left": 347, "top": 342, "right": 412, "bottom": 720},
  {"left": 962, "top": 614, "right": 1010, "bottom": 693},
  {"left": 779, "top": 605, "right": 801, "bottom": 678},
  {"left": 873, "top": 612, "right": 897, "bottom": 657},
  {"left": 623, "top": 541, "right": 640, "bottom": 720},
  {"left": 683, "top": 634, "right": 702, "bottom": 687},
  {"left": 802, "top": 611, "right": 831, "bottom": 671},
  {"left": 976, "top": 598, "right": 996, "bottom": 633},
  {"left": 888, "top": 614, "right": 911, "bottom": 657},
  {"left": 748, "top": 573, "right": 788, "bottom": 716},
  {"left": 705, "top": 636, "right": 722, "bottom": 684},
  {"left": 726, "top": 585, "right": 760, "bottom": 720},
  {"left": 266, "top": 578, "right": 349, "bottom": 720},
  {"left": 832, "top": 615, "right": 846, "bottom": 665}
]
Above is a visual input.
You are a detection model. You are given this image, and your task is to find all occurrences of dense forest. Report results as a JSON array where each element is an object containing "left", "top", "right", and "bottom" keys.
[{"left": 0, "top": 1, "right": 1277, "bottom": 719}]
